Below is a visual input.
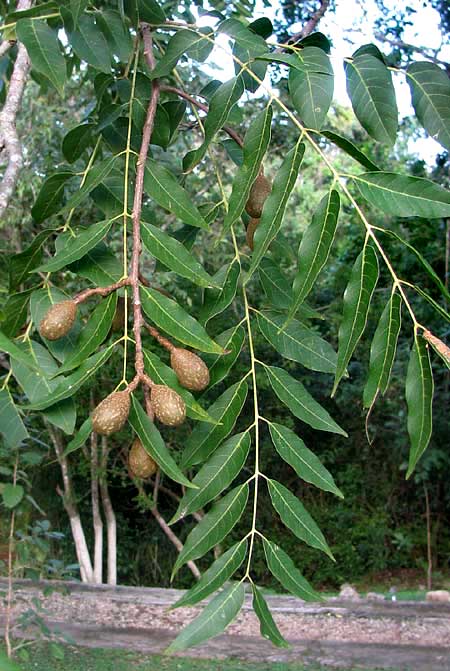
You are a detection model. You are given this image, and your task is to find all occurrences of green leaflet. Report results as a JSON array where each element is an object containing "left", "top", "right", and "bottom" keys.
[
  {"left": 222, "top": 105, "right": 273, "bottom": 234},
  {"left": 31, "top": 171, "right": 75, "bottom": 223},
  {"left": 345, "top": 53, "right": 398, "bottom": 145},
  {"left": 0, "top": 389, "right": 29, "bottom": 449},
  {"left": 69, "top": 243, "right": 122, "bottom": 287},
  {"left": 406, "top": 335, "right": 434, "bottom": 479},
  {"left": 333, "top": 245, "right": 379, "bottom": 395},
  {"left": 2, "top": 484, "right": 25, "bottom": 509},
  {"left": 172, "top": 483, "right": 249, "bottom": 577},
  {"left": 16, "top": 19, "right": 66, "bottom": 95},
  {"left": 363, "top": 292, "right": 402, "bottom": 409},
  {"left": 257, "top": 311, "right": 337, "bottom": 374},
  {"left": 258, "top": 257, "right": 293, "bottom": 310},
  {"left": 129, "top": 398, "right": 194, "bottom": 489},
  {"left": 252, "top": 584, "right": 289, "bottom": 648},
  {"left": 62, "top": 155, "right": 117, "bottom": 213},
  {"left": 321, "top": 130, "right": 380, "bottom": 171},
  {"left": 289, "top": 190, "right": 340, "bottom": 319},
  {"left": 258, "top": 46, "right": 332, "bottom": 73},
  {"left": 0, "top": 331, "right": 40, "bottom": 371},
  {"left": 181, "top": 379, "right": 249, "bottom": 468},
  {"left": 69, "top": 14, "right": 112, "bottom": 73},
  {"left": 183, "top": 77, "right": 245, "bottom": 171},
  {"left": 247, "top": 140, "right": 305, "bottom": 280},
  {"left": 143, "top": 350, "right": 215, "bottom": 424},
  {"left": 37, "top": 220, "right": 114, "bottom": 272},
  {"left": 56, "top": 293, "right": 117, "bottom": 375},
  {"left": 171, "top": 540, "right": 247, "bottom": 609},
  {"left": 166, "top": 582, "right": 245, "bottom": 653},
  {"left": 97, "top": 9, "right": 133, "bottom": 63},
  {"left": 63, "top": 417, "right": 93, "bottom": 456},
  {"left": 289, "top": 47, "right": 334, "bottom": 130},
  {"left": 144, "top": 160, "right": 208, "bottom": 229},
  {"left": 199, "top": 260, "right": 240, "bottom": 325},
  {"left": 406, "top": 61, "right": 450, "bottom": 152},
  {"left": 141, "top": 287, "right": 223, "bottom": 355},
  {"left": 353, "top": 172, "right": 450, "bottom": 218},
  {"left": 267, "top": 479, "right": 334, "bottom": 559},
  {"left": 202, "top": 325, "right": 246, "bottom": 390},
  {"left": 171, "top": 431, "right": 251, "bottom": 524},
  {"left": 265, "top": 365, "right": 347, "bottom": 436},
  {"left": 9, "top": 230, "right": 53, "bottom": 291},
  {"left": 262, "top": 538, "right": 321, "bottom": 601},
  {"left": 141, "top": 222, "right": 217, "bottom": 288},
  {"left": 269, "top": 422, "right": 343, "bottom": 498},
  {"left": 24, "top": 345, "right": 114, "bottom": 410}
]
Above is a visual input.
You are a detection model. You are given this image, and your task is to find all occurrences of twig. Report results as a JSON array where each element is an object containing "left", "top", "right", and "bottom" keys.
[
  {"left": 0, "top": 0, "right": 32, "bottom": 218},
  {"left": 281, "top": 0, "right": 330, "bottom": 47},
  {"left": 144, "top": 322, "right": 174, "bottom": 352},
  {"left": 74, "top": 278, "right": 131, "bottom": 305},
  {"left": 374, "top": 32, "right": 450, "bottom": 69},
  {"left": 160, "top": 84, "right": 244, "bottom": 148},
  {"left": 130, "top": 24, "right": 160, "bottom": 379},
  {"left": 0, "top": 40, "right": 14, "bottom": 58}
]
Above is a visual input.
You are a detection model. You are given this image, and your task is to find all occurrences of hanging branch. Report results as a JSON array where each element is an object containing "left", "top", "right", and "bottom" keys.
[{"left": 0, "top": 0, "right": 32, "bottom": 218}]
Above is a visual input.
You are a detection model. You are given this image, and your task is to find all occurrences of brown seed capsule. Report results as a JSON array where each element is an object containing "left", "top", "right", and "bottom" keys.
[
  {"left": 245, "top": 174, "right": 272, "bottom": 218},
  {"left": 92, "top": 391, "right": 131, "bottom": 436},
  {"left": 39, "top": 300, "right": 77, "bottom": 341},
  {"left": 170, "top": 348, "right": 210, "bottom": 392},
  {"left": 111, "top": 296, "right": 126, "bottom": 332},
  {"left": 246, "top": 217, "right": 260, "bottom": 251},
  {"left": 151, "top": 385, "right": 186, "bottom": 427},
  {"left": 128, "top": 438, "right": 158, "bottom": 479}
]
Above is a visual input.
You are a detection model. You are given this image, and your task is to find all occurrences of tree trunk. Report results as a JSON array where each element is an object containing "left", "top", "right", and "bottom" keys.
[
  {"left": 100, "top": 436, "right": 117, "bottom": 586},
  {"left": 90, "top": 431, "right": 103, "bottom": 584}
]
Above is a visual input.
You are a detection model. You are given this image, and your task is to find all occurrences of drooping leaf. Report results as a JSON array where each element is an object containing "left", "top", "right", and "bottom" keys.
[
  {"left": 363, "top": 292, "right": 402, "bottom": 409},
  {"left": 199, "top": 260, "right": 240, "bottom": 325},
  {"left": 269, "top": 422, "right": 343, "bottom": 498},
  {"left": 43, "top": 397, "right": 77, "bottom": 434},
  {"left": 6, "top": 1, "right": 58, "bottom": 22},
  {"left": 333, "top": 245, "right": 379, "bottom": 395},
  {"left": 144, "top": 160, "right": 208, "bottom": 229},
  {"left": 171, "top": 540, "right": 247, "bottom": 609},
  {"left": 222, "top": 105, "right": 273, "bottom": 234},
  {"left": 203, "top": 325, "right": 246, "bottom": 390},
  {"left": 62, "top": 123, "right": 95, "bottom": 163},
  {"left": 171, "top": 431, "right": 251, "bottom": 523},
  {"left": 263, "top": 538, "right": 321, "bottom": 601},
  {"left": 407, "top": 61, "right": 450, "bottom": 152},
  {"left": 141, "top": 287, "right": 223, "bottom": 355},
  {"left": 231, "top": 18, "right": 268, "bottom": 93},
  {"left": 172, "top": 483, "right": 249, "bottom": 577},
  {"left": 257, "top": 311, "right": 337, "bottom": 374},
  {"left": 0, "top": 389, "right": 29, "bottom": 449},
  {"left": 31, "top": 171, "right": 75, "bottom": 223},
  {"left": 69, "top": 242, "right": 122, "bottom": 287},
  {"left": 141, "top": 222, "right": 216, "bottom": 288},
  {"left": 183, "top": 77, "right": 245, "bottom": 171},
  {"left": 267, "top": 479, "right": 333, "bottom": 559},
  {"left": 8, "top": 231, "right": 52, "bottom": 291},
  {"left": 413, "top": 286, "right": 450, "bottom": 324},
  {"left": 289, "top": 47, "right": 334, "bottom": 129},
  {"left": 345, "top": 53, "right": 398, "bottom": 145},
  {"left": 265, "top": 365, "right": 347, "bottom": 436},
  {"left": 62, "top": 156, "right": 117, "bottom": 213},
  {"left": 63, "top": 417, "right": 92, "bottom": 456},
  {"left": 129, "top": 398, "right": 195, "bottom": 489},
  {"left": 353, "top": 172, "right": 450, "bottom": 218},
  {"left": 258, "top": 257, "right": 292, "bottom": 310},
  {"left": 0, "top": 290, "right": 32, "bottom": 337},
  {"left": 321, "top": 130, "right": 380, "bottom": 171},
  {"left": 406, "top": 335, "right": 434, "bottom": 479},
  {"left": 252, "top": 583, "right": 289, "bottom": 648},
  {"left": 289, "top": 190, "right": 340, "bottom": 319},
  {"left": 2, "top": 483, "right": 25, "bottom": 509},
  {"left": 25, "top": 345, "right": 114, "bottom": 410},
  {"left": 181, "top": 379, "right": 249, "bottom": 468},
  {"left": 258, "top": 46, "right": 332, "bottom": 72},
  {"left": 57, "top": 293, "right": 117, "bottom": 375},
  {"left": 150, "top": 29, "right": 213, "bottom": 79},
  {"left": 37, "top": 220, "right": 114, "bottom": 272},
  {"left": 69, "top": 14, "right": 111, "bottom": 73},
  {"left": 167, "top": 582, "right": 245, "bottom": 653},
  {"left": 247, "top": 140, "right": 305, "bottom": 279},
  {"left": 0, "top": 331, "right": 40, "bottom": 371},
  {"left": 97, "top": 9, "right": 133, "bottom": 63},
  {"left": 16, "top": 19, "right": 66, "bottom": 95}
]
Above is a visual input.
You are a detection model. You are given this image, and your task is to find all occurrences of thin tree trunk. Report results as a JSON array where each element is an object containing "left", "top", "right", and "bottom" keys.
[
  {"left": 90, "top": 430, "right": 103, "bottom": 584},
  {"left": 4, "top": 454, "right": 18, "bottom": 657},
  {"left": 100, "top": 435, "right": 117, "bottom": 586},
  {"left": 46, "top": 422, "right": 94, "bottom": 583},
  {"left": 424, "top": 485, "right": 432, "bottom": 591}
]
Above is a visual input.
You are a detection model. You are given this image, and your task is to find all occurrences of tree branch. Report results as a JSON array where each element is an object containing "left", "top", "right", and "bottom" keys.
[
  {"left": 0, "top": 0, "right": 32, "bottom": 218},
  {"left": 100, "top": 435, "right": 117, "bottom": 586},
  {"left": 284, "top": 0, "right": 330, "bottom": 45},
  {"left": 374, "top": 32, "right": 450, "bottom": 69}
]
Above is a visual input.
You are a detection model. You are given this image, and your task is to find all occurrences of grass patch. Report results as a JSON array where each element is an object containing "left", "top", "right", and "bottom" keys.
[{"left": 1, "top": 643, "right": 401, "bottom": 671}]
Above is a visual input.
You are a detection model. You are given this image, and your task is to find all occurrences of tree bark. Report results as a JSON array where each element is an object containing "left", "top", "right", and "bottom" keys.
[
  {"left": 100, "top": 435, "right": 117, "bottom": 586},
  {"left": 90, "top": 430, "right": 103, "bottom": 584}
]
